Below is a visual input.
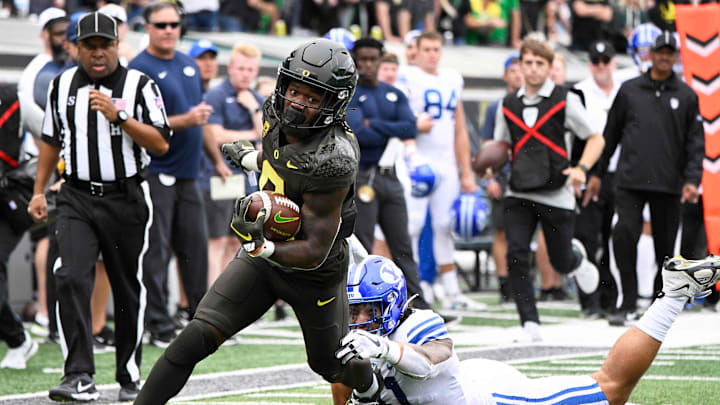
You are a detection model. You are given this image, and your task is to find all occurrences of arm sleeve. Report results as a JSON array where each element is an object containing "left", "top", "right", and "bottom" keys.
[
  {"left": 205, "top": 87, "right": 225, "bottom": 126},
  {"left": 564, "top": 91, "right": 594, "bottom": 141},
  {"left": 481, "top": 101, "right": 498, "bottom": 140},
  {"left": 368, "top": 90, "right": 417, "bottom": 140},
  {"left": 598, "top": 86, "right": 627, "bottom": 178},
  {"left": 137, "top": 77, "right": 172, "bottom": 141},
  {"left": 346, "top": 98, "right": 390, "bottom": 148},
  {"left": 684, "top": 94, "right": 705, "bottom": 186},
  {"left": 41, "top": 79, "right": 62, "bottom": 147},
  {"left": 493, "top": 100, "right": 511, "bottom": 143}
]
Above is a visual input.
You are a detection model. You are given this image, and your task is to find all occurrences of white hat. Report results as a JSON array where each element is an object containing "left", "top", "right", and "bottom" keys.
[
  {"left": 38, "top": 7, "right": 67, "bottom": 29},
  {"left": 403, "top": 29, "right": 421, "bottom": 46},
  {"left": 98, "top": 4, "right": 127, "bottom": 23}
]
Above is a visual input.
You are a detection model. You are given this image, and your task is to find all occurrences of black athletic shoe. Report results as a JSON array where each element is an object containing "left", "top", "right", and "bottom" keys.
[
  {"left": 172, "top": 306, "right": 192, "bottom": 330},
  {"left": 49, "top": 373, "right": 99, "bottom": 402},
  {"left": 149, "top": 330, "right": 177, "bottom": 348},
  {"left": 118, "top": 381, "right": 140, "bottom": 402}
]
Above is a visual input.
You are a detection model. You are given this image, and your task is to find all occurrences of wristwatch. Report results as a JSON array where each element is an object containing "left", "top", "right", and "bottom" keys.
[
  {"left": 113, "top": 110, "right": 129, "bottom": 125},
  {"left": 577, "top": 164, "right": 589, "bottom": 175}
]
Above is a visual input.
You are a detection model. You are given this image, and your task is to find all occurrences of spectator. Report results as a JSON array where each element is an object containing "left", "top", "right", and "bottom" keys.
[
  {"left": 570, "top": 0, "right": 613, "bottom": 51},
  {"left": 28, "top": 12, "right": 170, "bottom": 401},
  {"left": 189, "top": 39, "right": 219, "bottom": 91},
  {"left": 254, "top": 75, "right": 276, "bottom": 98},
  {"left": 491, "top": 39, "right": 604, "bottom": 341},
  {"left": 613, "top": 0, "right": 648, "bottom": 39},
  {"left": 183, "top": 0, "right": 219, "bottom": 32},
  {"left": 218, "top": 0, "right": 279, "bottom": 33},
  {"left": 598, "top": 32, "right": 705, "bottom": 326},
  {"left": 377, "top": 52, "right": 399, "bottom": 85},
  {"left": 519, "top": 0, "right": 549, "bottom": 37},
  {"left": 98, "top": 3, "right": 135, "bottom": 64},
  {"left": 403, "top": 32, "right": 481, "bottom": 311},
  {"left": 398, "top": 0, "right": 435, "bottom": 37},
  {"left": 129, "top": 1, "right": 214, "bottom": 347},
  {"left": 480, "top": 54, "right": 522, "bottom": 303},
  {"left": 458, "top": 0, "right": 511, "bottom": 46},
  {"left": 202, "top": 42, "right": 264, "bottom": 285},
  {"left": 346, "top": 37, "right": 430, "bottom": 310},
  {"left": 374, "top": 0, "right": 401, "bottom": 42}
]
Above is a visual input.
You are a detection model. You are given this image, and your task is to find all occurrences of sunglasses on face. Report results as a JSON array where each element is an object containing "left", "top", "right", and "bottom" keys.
[
  {"left": 151, "top": 21, "right": 181, "bottom": 29},
  {"left": 591, "top": 56, "right": 611, "bottom": 65}
]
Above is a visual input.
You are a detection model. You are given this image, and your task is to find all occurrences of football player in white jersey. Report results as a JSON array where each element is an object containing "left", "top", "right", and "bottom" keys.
[
  {"left": 401, "top": 32, "right": 479, "bottom": 311},
  {"left": 336, "top": 254, "right": 720, "bottom": 405}
]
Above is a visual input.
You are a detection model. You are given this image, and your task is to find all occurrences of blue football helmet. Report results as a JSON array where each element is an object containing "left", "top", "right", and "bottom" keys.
[
  {"left": 628, "top": 23, "right": 661, "bottom": 71},
  {"left": 451, "top": 193, "right": 489, "bottom": 241},
  {"left": 409, "top": 163, "right": 438, "bottom": 197},
  {"left": 347, "top": 255, "right": 407, "bottom": 336},
  {"left": 324, "top": 28, "right": 356, "bottom": 51}
]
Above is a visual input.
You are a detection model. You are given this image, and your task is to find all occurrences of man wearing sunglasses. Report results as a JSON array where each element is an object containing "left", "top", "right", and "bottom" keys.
[{"left": 129, "top": 1, "right": 217, "bottom": 348}]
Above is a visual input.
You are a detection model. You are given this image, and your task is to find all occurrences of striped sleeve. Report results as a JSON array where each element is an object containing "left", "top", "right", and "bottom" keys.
[
  {"left": 41, "top": 77, "right": 61, "bottom": 147},
  {"left": 406, "top": 311, "right": 449, "bottom": 345},
  {"left": 136, "top": 74, "right": 171, "bottom": 140}
]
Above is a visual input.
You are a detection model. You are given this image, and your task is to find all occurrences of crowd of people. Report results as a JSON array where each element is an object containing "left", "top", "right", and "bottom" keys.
[{"left": 0, "top": 0, "right": 718, "bottom": 403}]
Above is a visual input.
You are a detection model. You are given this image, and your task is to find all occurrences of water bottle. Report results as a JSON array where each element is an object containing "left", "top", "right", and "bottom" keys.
[
  {"left": 275, "top": 19, "right": 286, "bottom": 37},
  {"left": 370, "top": 25, "right": 383, "bottom": 40},
  {"left": 349, "top": 24, "right": 361, "bottom": 40}
]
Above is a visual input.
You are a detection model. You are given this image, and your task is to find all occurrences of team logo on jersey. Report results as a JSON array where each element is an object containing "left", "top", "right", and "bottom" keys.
[
  {"left": 263, "top": 121, "right": 270, "bottom": 137},
  {"left": 158, "top": 71, "right": 167, "bottom": 80},
  {"left": 359, "top": 95, "right": 367, "bottom": 103},
  {"left": 385, "top": 92, "right": 398, "bottom": 102},
  {"left": 522, "top": 107, "right": 539, "bottom": 128},
  {"left": 670, "top": 97, "right": 679, "bottom": 110},
  {"left": 226, "top": 97, "right": 235, "bottom": 104},
  {"left": 67, "top": 96, "right": 75, "bottom": 106},
  {"left": 183, "top": 66, "right": 196, "bottom": 77}
]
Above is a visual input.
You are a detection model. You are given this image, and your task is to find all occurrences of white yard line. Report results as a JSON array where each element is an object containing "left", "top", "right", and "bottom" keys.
[
  {"left": 550, "top": 360, "right": 676, "bottom": 366},
  {"left": 170, "top": 381, "right": 322, "bottom": 403}
]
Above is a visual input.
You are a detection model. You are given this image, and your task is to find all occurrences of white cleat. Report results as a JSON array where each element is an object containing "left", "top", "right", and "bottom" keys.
[
  {"left": 513, "top": 321, "right": 543, "bottom": 343},
  {"left": 571, "top": 239, "right": 599, "bottom": 294},
  {"left": 662, "top": 255, "right": 720, "bottom": 300},
  {"left": 0, "top": 331, "right": 38, "bottom": 370},
  {"left": 443, "top": 294, "right": 487, "bottom": 311}
]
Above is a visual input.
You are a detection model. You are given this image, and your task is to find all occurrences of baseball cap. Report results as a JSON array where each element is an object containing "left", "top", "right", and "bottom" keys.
[
  {"left": 98, "top": 4, "right": 128, "bottom": 23},
  {"left": 404, "top": 29, "right": 421, "bottom": 46},
  {"left": 77, "top": 12, "right": 118, "bottom": 42},
  {"left": 66, "top": 18, "right": 78, "bottom": 43},
  {"left": 652, "top": 31, "right": 678, "bottom": 51},
  {"left": 504, "top": 53, "right": 520, "bottom": 71},
  {"left": 588, "top": 40, "right": 616, "bottom": 60},
  {"left": 189, "top": 39, "right": 218, "bottom": 58},
  {"left": 38, "top": 7, "right": 68, "bottom": 30}
]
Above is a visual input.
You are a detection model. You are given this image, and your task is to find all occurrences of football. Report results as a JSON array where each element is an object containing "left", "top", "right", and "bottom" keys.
[
  {"left": 245, "top": 190, "right": 302, "bottom": 241},
  {"left": 473, "top": 140, "right": 510, "bottom": 175}
]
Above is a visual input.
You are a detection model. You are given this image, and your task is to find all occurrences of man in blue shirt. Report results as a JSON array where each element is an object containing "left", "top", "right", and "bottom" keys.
[
  {"left": 201, "top": 42, "right": 264, "bottom": 286},
  {"left": 347, "top": 37, "right": 430, "bottom": 310},
  {"left": 128, "top": 1, "right": 218, "bottom": 347}
]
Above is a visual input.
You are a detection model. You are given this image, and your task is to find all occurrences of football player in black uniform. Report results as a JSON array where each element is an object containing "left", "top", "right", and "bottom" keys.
[{"left": 134, "top": 39, "right": 382, "bottom": 404}]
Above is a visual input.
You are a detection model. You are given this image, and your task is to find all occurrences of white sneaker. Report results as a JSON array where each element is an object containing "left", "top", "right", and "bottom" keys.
[
  {"left": 571, "top": 239, "right": 599, "bottom": 294},
  {"left": 443, "top": 294, "right": 487, "bottom": 311},
  {"left": 514, "top": 321, "right": 543, "bottom": 343},
  {"left": 1, "top": 331, "right": 39, "bottom": 369},
  {"left": 662, "top": 255, "right": 720, "bottom": 299}
]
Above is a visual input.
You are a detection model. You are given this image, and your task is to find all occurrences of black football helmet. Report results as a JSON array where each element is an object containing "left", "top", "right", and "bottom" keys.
[{"left": 271, "top": 38, "right": 358, "bottom": 139}]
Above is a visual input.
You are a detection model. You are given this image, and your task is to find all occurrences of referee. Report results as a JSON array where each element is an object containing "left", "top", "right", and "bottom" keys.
[{"left": 28, "top": 12, "right": 170, "bottom": 402}]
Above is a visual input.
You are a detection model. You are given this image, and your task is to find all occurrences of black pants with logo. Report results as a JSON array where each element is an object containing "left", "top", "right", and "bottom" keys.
[
  {"left": 55, "top": 182, "right": 150, "bottom": 384},
  {"left": 504, "top": 197, "right": 576, "bottom": 324}
]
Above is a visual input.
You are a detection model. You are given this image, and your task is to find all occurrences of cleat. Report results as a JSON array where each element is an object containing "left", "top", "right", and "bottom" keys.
[
  {"left": 443, "top": 294, "right": 487, "bottom": 311},
  {"left": 608, "top": 310, "right": 640, "bottom": 327},
  {"left": 662, "top": 255, "right": 720, "bottom": 300},
  {"left": 571, "top": 239, "right": 599, "bottom": 294},
  {"left": 49, "top": 373, "right": 99, "bottom": 402},
  {"left": 0, "top": 331, "right": 38, "bottom": 369},
  {"left": 118, "top": 380, "right": 140, "bottom": 402}
]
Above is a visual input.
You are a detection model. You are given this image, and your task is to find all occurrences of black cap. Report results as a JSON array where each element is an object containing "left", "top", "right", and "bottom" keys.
[
  {"left": 588, "top": 40, "right": 615, "bottom": 60},
  {"left": 77, "top": 12, "right": 118, "bottom": 42},
  {"left": 652, "top": 31, "right": 678, "bottom": 52}
]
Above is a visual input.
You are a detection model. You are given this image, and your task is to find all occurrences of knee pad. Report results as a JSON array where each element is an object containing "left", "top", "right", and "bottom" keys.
[{"left": 165, "top": 320, "right": 221, "bottom": 366}]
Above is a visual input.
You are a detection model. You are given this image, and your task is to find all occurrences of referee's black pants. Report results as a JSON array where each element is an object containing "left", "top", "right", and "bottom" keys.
[
  {"left": 504, "top": 197, "right": 577, "bottom": 325},
  {"left": 54, "top": 181, "right": 150, "bottom": 384},
  {"left": 143, "top": 174, "right": 208, "bottom": 335},
  {"left": 353, "top": 168, "right": 430, "bottom": 310},
  {"left": 0, "top": 218, "right": 26, "bottom": 349},
  {"left": 612, "top": 188, "right": 681, "bottom": 312}
]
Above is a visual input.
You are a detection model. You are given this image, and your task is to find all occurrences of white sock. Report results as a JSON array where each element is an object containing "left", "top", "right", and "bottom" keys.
[
  {"left": 355, "top": 372, "right": 379, "bottom": 398},
  {"left": 635, "top": 296, "right": 686, "bottom": 342},
  {"left": 441, "top": 270, "right": 461, "bottom": 297}
]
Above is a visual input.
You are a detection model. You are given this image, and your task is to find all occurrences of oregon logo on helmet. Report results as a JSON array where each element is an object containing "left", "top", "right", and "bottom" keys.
[{"left": 302, "top": 70, "right": 311, "bottom": 77}]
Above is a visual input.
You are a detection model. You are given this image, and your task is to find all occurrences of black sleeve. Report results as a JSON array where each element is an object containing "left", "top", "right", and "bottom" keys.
[
  {"left": 683, "top": 92, "right": 705, "bottom": 186},
  {"left": 598, "top": 84, "right": 628, "bottom": 178}
]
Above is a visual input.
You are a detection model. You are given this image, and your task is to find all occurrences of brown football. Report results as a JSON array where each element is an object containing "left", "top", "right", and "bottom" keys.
[
  {"left": 473, "top": 140, "right": 510, "bottom": 175},
  {"left": 245, "top": 190, "right": 302, "bottom": 241}
]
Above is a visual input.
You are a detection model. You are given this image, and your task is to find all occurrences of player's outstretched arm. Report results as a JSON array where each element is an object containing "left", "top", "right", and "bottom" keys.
[{"left": 269, "top": 186, "right": 350, "bottom": 270}]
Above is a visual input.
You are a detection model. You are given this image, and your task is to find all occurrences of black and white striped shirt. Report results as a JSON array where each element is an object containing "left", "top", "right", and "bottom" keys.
[{"left": 42, "top": 65, "right": 171, "bottom": 182}]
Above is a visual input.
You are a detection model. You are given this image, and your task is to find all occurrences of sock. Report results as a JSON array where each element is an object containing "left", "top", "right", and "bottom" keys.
[
  {"left": 441, "top": 270, "right": 461, "bottom": 297},
  {"left": 355, "top": 372, "right": 379, "bottom": 399},
  {"left": 635, "top": 296, "right": 686, "bottom": 343}
]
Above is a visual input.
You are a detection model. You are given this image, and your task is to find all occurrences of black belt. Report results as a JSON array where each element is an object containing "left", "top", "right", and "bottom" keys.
[{"left": 64, "top": 175, "right": 141, "bottom": 197}]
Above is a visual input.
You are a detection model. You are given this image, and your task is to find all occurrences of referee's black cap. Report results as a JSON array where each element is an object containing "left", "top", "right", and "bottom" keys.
[
  {"left": 652, "top": 31, "right": 678, "bottom": 52},
  {"left": 77, "top": 12, "right": 118, "bottom": 42}
]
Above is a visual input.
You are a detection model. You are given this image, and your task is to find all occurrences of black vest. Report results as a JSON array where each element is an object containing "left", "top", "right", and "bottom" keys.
[
  {"left": 503, "top": 85, "right": 570, "bottom": 192},
  {"left": 0, "top": 84, "right": 22, "bottom": 175}
]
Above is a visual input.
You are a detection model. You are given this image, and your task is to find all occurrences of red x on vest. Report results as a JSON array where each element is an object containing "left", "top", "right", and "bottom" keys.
[
  {"left": 0, "top": 99, "right": 20, "bottom": 168},
  {"left": 503, "top": 100, "right": 567, "bottom": 161}
]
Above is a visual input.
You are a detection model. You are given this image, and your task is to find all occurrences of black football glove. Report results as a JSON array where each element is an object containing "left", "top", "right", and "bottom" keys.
[
  {"left": 230, "top": 195, "right": 266, "bottom": 254},
  {"left": 221, "top": 140, "right": 256, "bottom": 170}
]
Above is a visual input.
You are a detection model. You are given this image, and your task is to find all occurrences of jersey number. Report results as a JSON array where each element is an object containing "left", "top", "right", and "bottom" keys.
[
  {"left": 424, "top": 89, "right": 457, "bottom": 120},
  {"left": 259, "top": 160, "right": 285, "bottom": 194}
]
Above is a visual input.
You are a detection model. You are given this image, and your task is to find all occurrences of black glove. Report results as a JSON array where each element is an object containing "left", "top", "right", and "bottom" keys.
[
  {"left": 231, "top": 195, "right": 266, "bottom": 253},
  {"left": 221, "top": 140, "right": 256, "bottom": 170}
]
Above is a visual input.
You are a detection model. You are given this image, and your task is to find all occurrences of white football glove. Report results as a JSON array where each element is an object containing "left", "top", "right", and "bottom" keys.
[{"left": 335, "top": 330, "right": 390, "bottom": 365}]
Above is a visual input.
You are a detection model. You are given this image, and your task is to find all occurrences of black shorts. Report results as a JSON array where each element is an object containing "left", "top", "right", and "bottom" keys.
[
  {"left": 195, "top": 239, "right": 350, "bottom": 377},
  {"left": 203, "top": 192, "right": 234, "bottom": 238}
]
